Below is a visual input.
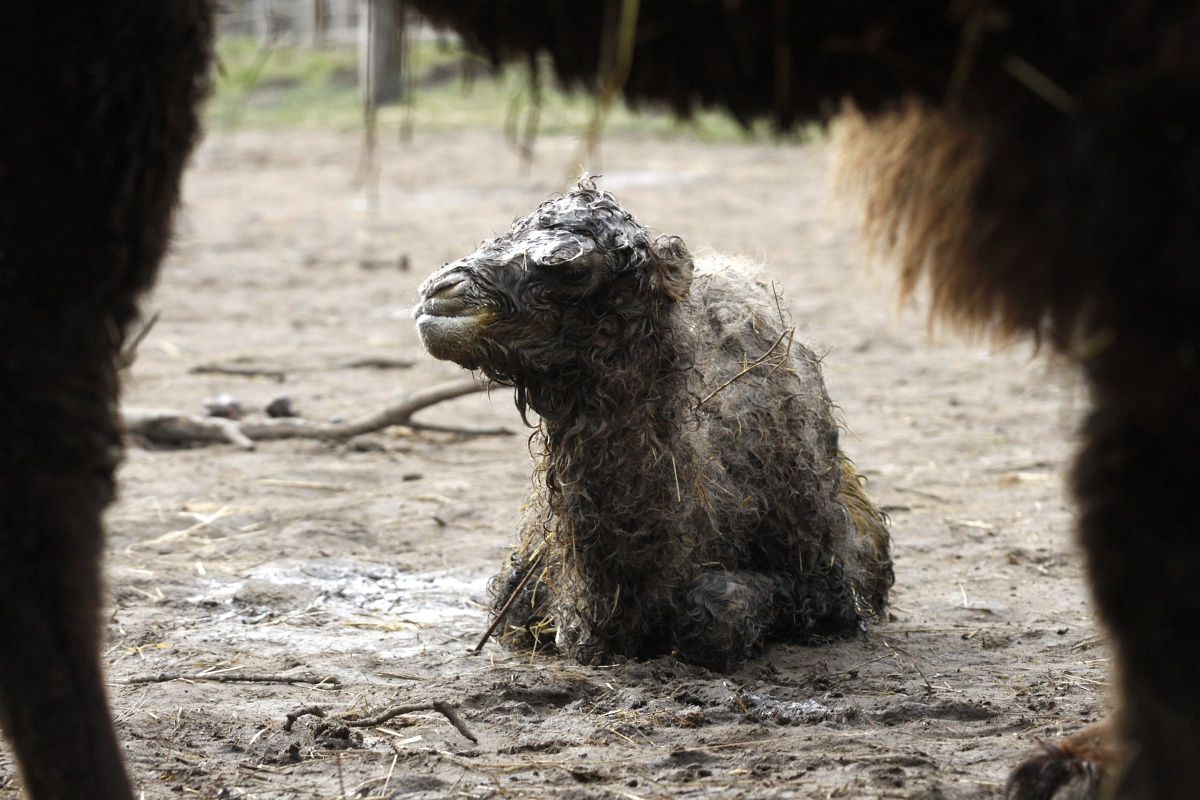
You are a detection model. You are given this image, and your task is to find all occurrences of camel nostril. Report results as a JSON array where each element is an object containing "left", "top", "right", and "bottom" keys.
[
  {"left": 433, "top": 276, "right": 468, "bottom": 299},
  {"left": 421, "top": 273, "right": 469, "bottom": 302},
  {"left": 416, "top": 268, "right": 482, "bottom": 321},
  {"left": 418, "top": 260, "right": 477, "bottom": 298}
]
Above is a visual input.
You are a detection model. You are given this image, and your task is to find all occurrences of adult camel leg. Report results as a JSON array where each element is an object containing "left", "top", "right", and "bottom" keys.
[{"left": 0, "top": 4, "right": 212, "bottom": 797}]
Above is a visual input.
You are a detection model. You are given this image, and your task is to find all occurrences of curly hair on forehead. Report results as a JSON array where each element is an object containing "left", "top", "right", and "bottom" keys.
[
  {"left": 506, "top": 183, "right": 655, "bottom": 265},
  {"left": 416, "top": 182, "right": 892, "bottom": 670}
]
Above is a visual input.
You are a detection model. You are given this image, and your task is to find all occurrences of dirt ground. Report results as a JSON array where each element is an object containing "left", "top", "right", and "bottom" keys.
[{"left": 0, "top": 128, "right": 1105, "bottom": 799}]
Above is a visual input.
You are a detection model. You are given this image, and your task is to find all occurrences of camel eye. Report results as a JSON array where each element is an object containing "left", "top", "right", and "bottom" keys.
[{"left": 555, "top": 266, "right": 590, "bottom": 284}]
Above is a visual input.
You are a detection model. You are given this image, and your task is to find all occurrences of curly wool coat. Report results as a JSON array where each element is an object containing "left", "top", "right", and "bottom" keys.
[{"left": 417, "top": 183, "right": 892, "bottom": 669}]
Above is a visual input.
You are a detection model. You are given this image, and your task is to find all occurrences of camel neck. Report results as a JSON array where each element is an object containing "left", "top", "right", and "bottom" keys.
[
  {"left": 528, "top": 315, "right": 701, "bottom": 534},
  {"left": 529, "top": 322, "right": 694, "bottom": 444}
]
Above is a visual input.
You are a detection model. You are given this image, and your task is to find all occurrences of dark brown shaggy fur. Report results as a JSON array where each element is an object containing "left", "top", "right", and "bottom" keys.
[
  {"left": 415, "top": 182, "right": 892, "bottom": 670},
  {"left": 408, "top": 2, "right": 1200, "bottom": 797},
  {"left": 0, "top": 4, "right": 212, "bottom": 798}
]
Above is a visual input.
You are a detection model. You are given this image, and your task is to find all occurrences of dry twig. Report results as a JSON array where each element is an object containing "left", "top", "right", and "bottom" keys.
[
  {"left": 284, "top": 706, "right": 329, "bottom": 732},
  {"left": 472, "top": 547, "right": 546, "bottom": 654},
  {"left": 295, "top": 702, "right": 478, "bottom": 743},
  {"left": 698, "top": 326, "right": 795, "bottom": 406},
  {"left": 116, "top": 312, "right": 160, "bottom": 371}
]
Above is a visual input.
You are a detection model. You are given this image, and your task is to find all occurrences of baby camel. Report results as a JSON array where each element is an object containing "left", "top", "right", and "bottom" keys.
[{"left": 416, "top": 181, "right": 892, "bottom": 669}]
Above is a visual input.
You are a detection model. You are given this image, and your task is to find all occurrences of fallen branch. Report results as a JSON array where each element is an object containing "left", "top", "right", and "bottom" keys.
[
  {"left": 191, "top": 364, "right": 288, "bottom": 381},
  {"left": 188, "top": 356, "right": 415, "bottom": 381},
  {"left": 122, "top": 378, "right": 513, "bottom": 450},
  {"left": 341, "top": 357, "right": 415, "bottom": 370},
  {"left": 123, "top": 672, "right": 342, "bottom": 687},
  {"left": 121, "top": 408, "right": 256, "bottom": 450},
  {"left": 408, "top": 421, "right": 512, "bottom": 436}
]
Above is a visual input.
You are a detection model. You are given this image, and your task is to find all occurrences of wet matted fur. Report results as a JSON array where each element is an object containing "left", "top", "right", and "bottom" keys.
[{"left": 415, "top": 182, "right": 892, "bottom": 670}]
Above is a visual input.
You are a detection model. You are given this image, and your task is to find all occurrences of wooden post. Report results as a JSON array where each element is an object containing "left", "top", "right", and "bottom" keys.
[
  {"left": 328, "top": 0, "right": 357, "bottom": 44},
  {"left": 252, "top": 0, "right": 274, "bottom": 42},
  {"left": 291, "top": 0, "right": 329, "bottom": 47},
  {"left": 358, "top": 0, "right": 403, "bottom": 104}
]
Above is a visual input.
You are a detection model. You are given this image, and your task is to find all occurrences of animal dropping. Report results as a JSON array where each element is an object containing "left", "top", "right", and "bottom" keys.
[{"left": 416, "top": 180, "right": 892, "bottom": 669}]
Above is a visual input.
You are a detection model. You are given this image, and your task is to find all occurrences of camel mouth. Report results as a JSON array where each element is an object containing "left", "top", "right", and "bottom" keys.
[
  {"left": 414, "top": 264, "right": 495, "bottom": 365},
  {"left": 414, "top": 295, "right": 478, "bottom": 319},
  {"left": 414, "top": 306, "right": 489, "bottom": 364},
  {"left": 414, "top": 307, "right": 485, "bottom": 331}
]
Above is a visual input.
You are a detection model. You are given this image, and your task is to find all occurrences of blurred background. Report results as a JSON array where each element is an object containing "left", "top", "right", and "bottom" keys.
[{"left": 209, "top": 0, "right": 773, "bottom": 137}]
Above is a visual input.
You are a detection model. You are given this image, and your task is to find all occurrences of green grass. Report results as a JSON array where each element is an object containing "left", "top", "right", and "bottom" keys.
[
  {"left": 207, "top": 35, "right": 812, "bottom": 143},
  {"left": 208, "top": 36, "right": 363, "bottom": 130}
]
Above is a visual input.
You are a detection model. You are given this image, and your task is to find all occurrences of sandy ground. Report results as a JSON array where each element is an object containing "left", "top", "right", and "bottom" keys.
[{"left": 0, "top": 128, "right": 1105, "bottom": 799}]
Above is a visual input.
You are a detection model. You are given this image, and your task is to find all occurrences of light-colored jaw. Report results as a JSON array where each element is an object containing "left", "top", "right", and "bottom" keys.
[
  {"left": 414, "top": 310, "right": 486, "bottom": 363},
  {"left": 414, "top": 263, "right": 489, "bottom": 365}
]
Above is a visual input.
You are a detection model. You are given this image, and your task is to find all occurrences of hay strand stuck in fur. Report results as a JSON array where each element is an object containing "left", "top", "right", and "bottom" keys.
[{"left": 473, "top": 546, "right": 546, "bottom": 654}]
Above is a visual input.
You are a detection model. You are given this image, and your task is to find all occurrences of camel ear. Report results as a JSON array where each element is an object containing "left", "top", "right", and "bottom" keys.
[{"left": 644, "top": 235, "right": 694, "bottom": 302}]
